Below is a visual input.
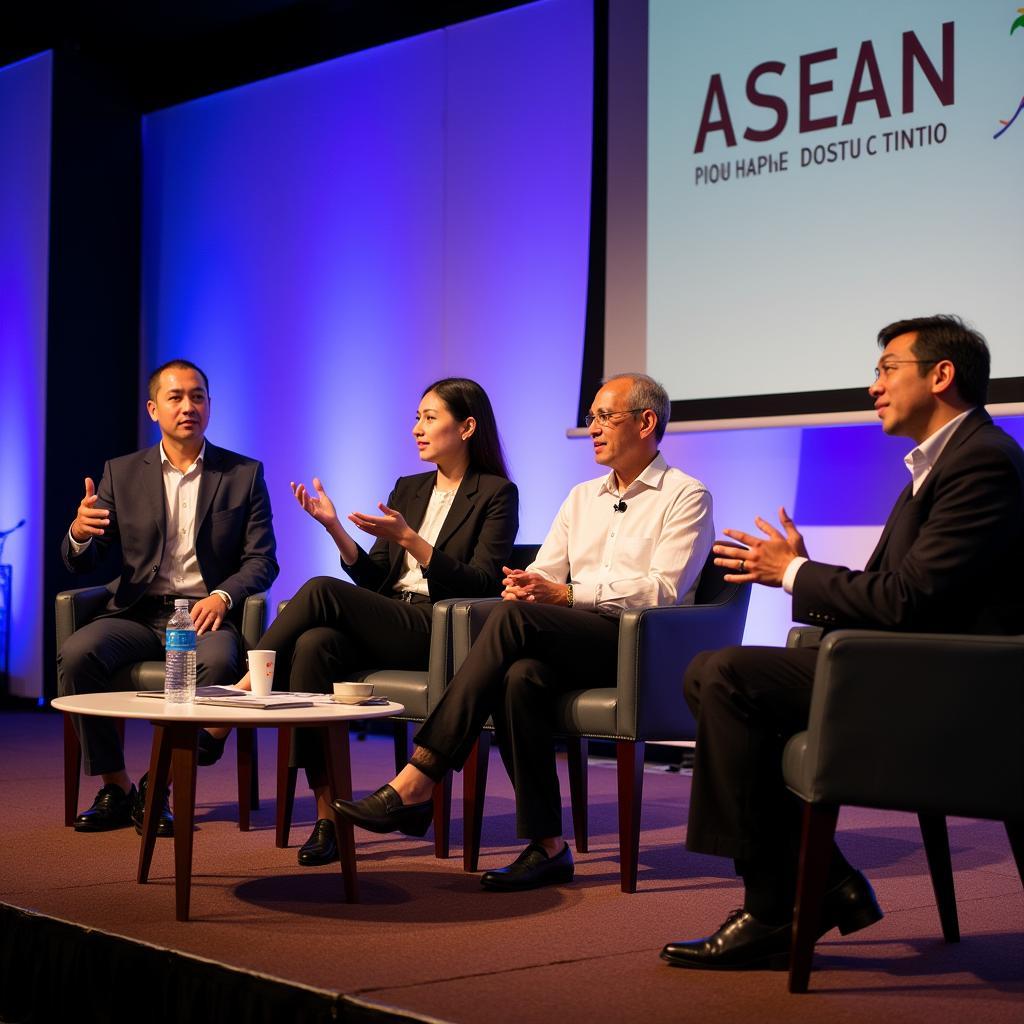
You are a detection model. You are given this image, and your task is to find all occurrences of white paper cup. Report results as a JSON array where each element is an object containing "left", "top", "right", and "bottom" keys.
[{"left": 247, "top": 650, "right": 276, "bottom": 696}]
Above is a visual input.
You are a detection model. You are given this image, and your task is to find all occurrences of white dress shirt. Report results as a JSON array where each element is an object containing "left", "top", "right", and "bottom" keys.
[
  {"left": 68, "top": 441, "right": 231, "bottom": 608},
  {"left": 782, "top": 408, "right": 974, "bottom": 593},
  {"left": 529, "top": 452, "right": 714, "bottom": 615},
  {"left": 393, "top": 485, "right": 458, "bottom": 596}
]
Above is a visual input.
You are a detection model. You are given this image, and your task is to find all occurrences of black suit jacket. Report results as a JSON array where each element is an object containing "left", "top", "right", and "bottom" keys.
[
  {"left": 60, "top": 442, "right": 279, "bottom": 624},
  {"left": 793, "top": 409, "right": 1024, "bottom": 635},
  {"left": 343, "top": 469, "right": 518, "bottom": 602}
]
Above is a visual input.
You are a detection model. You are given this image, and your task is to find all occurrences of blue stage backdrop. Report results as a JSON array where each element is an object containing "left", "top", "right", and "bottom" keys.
[
  {"left": 0, "top": 52, "right": 51, "bottom": 698},
  {"left": 141, "top": 0, "right": 596, "bottom": 613}
]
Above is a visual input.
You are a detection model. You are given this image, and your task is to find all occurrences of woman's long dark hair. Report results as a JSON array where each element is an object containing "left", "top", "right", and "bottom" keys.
[{"left": 422, "top": 377, "right": 510, "bottom": 480}]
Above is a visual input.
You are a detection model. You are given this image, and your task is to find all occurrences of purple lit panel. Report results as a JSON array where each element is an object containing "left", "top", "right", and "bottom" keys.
[{"left": 0, "top": 52, "right": 51, "bottom": 698}]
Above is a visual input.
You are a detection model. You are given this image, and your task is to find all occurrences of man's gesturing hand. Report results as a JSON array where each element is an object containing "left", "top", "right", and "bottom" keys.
[
  {"left": 70, "top": 477, "right": 110, "bottom": 543},
  {"left": 713, "top": 506, "right": 809, "bottom": 587}
]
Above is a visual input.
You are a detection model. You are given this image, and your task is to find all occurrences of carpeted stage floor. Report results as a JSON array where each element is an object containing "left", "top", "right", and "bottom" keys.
[{"left": 0, "top": 709, "right": 1021, "bottom": 1023}]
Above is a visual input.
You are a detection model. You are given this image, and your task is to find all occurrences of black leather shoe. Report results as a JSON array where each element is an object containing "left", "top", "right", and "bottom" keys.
[
  {"left": 820, "top": 869, "right": 883, "bottom": 936},
  {"left": 297, "top": 819, "right": 339, "bottom": 866},
  {"left": 132, "top": 772, "right": 174, "bottom": 838},
  {"left": 661, "top": 909, "right": 791, "bottom": 970},
  {"left": 331, "top": 784, "right": 433, "bottom": 837},
  {"left": 480, "top": 842, "right": 575, "bottom": 892},
  {"left": 197, "top": 729, "right": 228, "bottom": 767},
  {"left": 73, "top": 783, "right": 137, "bottom": 832}
]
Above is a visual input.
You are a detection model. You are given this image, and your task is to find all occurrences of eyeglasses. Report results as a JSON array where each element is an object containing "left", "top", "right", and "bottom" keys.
[
  {"left": 584, "top": 408, "right": 645, "bottom": 428},
  {"left": 873, "top": 359, "right": 937, "bottom": 382}
]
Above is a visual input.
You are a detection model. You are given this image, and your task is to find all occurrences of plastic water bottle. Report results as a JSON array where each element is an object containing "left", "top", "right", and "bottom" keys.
[{"left": 165, "top": 599, "right": 197, "bottom": 704}]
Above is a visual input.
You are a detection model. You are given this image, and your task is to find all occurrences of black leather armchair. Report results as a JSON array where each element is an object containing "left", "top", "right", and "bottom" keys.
[
  {"left": 782, "top": 627, "right": 1024, "bottom": 992},
  {"left": 55, "top": 587, "right": 267, "bottom": 829},
  {"left": 453, "top": 551, "right": 752, "bottom": 891}
]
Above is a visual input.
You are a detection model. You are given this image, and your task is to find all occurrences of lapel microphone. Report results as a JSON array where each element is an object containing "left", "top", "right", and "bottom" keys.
[{"left": 613, "top": 500, "right": 628, "bottom": 513}]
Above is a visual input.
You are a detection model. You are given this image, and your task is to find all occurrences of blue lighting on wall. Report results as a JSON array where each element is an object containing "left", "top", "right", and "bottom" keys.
[
  {"left": 0, "top": 51, "right": 51, "bottom": 697},
  {"left": 141, "top": 0, "right": 594, "bottom": 608}
]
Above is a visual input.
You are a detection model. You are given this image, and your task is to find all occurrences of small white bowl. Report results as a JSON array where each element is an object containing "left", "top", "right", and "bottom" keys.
[{"left": 332, "top": 682, "right": 374, "bottom": 703}]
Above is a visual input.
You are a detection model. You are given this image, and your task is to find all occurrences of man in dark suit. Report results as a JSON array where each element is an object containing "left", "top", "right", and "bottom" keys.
[
  {"left": 662, "top": 315, "right": 1024, "bottom": 969},
  {"left": 59, "top": 359, "right": 278, "bottom": 835}
]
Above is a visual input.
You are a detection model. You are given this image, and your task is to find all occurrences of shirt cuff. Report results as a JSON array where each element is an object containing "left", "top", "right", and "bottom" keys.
[
  {"left": 568, "top": 581, "right": 596, "bottom": 608},
  {"left": 67, "top": 529, "right": 91, "bottom": 555},
  {"left": 782, "top": 557, "right": 808, "bottom": 594},
  {"left": 211, "top": 589, "right": 233, "bottom": 610}
]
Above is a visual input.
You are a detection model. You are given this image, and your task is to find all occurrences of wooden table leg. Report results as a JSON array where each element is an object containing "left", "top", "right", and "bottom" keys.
[
  {"left": 320, "top": 723, "right": 358, "bottom": 903},
  {"left": 170, "top": 725, "right": 199, "bottom": 922},
  {"left": 137, "top": 724, "right": 173, "bottom": 884},
  {"left": 276, "top": 726, "right": 298, "bottom": 848},
  {"left": 236, "top": 727, "right": 254, "bottom": 832},
  {"left": 63, "top": 713, "right": 81, "bottom": 827}
]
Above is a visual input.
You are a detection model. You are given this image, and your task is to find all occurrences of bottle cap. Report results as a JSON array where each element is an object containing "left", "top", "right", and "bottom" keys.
[{"left": 174, "top": 598, "right": 189, "bottom": 608}]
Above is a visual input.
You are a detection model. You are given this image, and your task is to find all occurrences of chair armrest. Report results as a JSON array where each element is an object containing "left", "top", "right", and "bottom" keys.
[
  {"left": 422, "top": 599, "right": 462, "bottom": 713},
  {"left": 617, "top": 593, "right": 750, "bottom": 740},
  {"left": 786, "top": 626, "right": 823, "bottom": 649},
  {"left": 789, "top": 629, "right": 1024, "bottom": 818},
  {"left": 240, "top": 593, "right": 267, "bottom": 648},
  {"left": 55, "top": 586, "right": 112, "bottom": 649},
  {"left": 450, "top": 598, "right": 503, "bottom": 672}
]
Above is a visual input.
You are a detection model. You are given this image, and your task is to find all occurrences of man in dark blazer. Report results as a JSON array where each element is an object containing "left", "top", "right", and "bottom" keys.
[
  {"left": 662, "top": 315, "right": 1024, "bottom": 970},
  {"left": 59, "top": 359, "right": 278, "bottom": 835}
]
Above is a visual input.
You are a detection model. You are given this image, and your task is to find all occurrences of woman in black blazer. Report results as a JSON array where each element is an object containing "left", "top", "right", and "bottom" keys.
[{"left": 205, "top": 378, "right": 518, "bottom": 865}]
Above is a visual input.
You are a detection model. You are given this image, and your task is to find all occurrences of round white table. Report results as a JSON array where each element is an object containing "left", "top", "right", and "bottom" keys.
[{"left": 52, "top": 692, "right": 404, "bottom": 920}]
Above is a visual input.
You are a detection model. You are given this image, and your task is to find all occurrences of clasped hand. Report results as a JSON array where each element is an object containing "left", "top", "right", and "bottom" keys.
[
  {"left": 501, "top": 568, "right": 566, "bottom": 604},
  {"left": 713, "top": 506, "right": 809, "bottom": 587}
]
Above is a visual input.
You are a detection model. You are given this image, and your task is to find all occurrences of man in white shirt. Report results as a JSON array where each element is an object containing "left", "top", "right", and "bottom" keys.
[
  {"left": 662, "top": 315, "right": 1024, "bottom": 970},
  {"left": 59, "top": 360, "right": 278, "bottom": 835},
  {"left": 333, "top": 373, "right": 715, "bottom": 890}
]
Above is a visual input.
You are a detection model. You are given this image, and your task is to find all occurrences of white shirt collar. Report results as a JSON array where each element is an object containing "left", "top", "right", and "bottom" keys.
[
  {"left": 904, "top": 409, "right": 972, "bottom": 494},
  {"left": 159, "top": 440, "right": 206, "bottom": 473},
  {"left": 598, "top": 451, "right": 669, "bottom": 498}
]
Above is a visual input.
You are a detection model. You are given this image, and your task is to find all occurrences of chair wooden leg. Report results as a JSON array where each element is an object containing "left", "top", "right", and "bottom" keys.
[
  {"left": 65, "top": 715, "right": 126, "bottom": 826},
  {"left": 789, "top": 802, "right": 840, "bottom": 994},
  {"left": 275, "top": 726, "right": 298, "bottom": 848},
  {"left": 433, "top": 773, "right": 452, "bottom": 859},
  {"left": 919, "top": 812, "right": 960, "bottom": 943},
  {"left": 463, "top": 733, "right": 491, "bottom": 872},
  {"left": 393, "top": 720, "right": 413, "bottom": 775},
  {"left": 616, "top": 740, "right": 644, "bottom": 893},
  {"left": 63, "top": 714, "right": 81, "bottom": 827},
  {"left": 567, "top": 736, "right": 589, "bottom": 854},
  {"left": 236, "top": 727, "right": 254, "bottom": 831},
  {"left": 1005, "top": 820, "right": 1024, "bottom": 891}
]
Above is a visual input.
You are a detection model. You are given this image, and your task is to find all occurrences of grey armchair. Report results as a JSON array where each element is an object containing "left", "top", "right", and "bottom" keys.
[
  {"left": 782, "top": 627, "right": 1024, "bottom": 992},
  {"left": 273, "top": 544, "right": 540, "bottom": 859},
  {"left": 454, "top": 551, "right": 752, "bottom": 892},
  {"left": 273, "top": 595, "right": 461, "bottom": 857},
  {"left": 55, "top": 587, "right": 267, "bottom": 829}
]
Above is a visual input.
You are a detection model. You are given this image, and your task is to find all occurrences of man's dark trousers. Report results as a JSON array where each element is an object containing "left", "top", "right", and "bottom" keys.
[{"left": 415, "top": 600, "right": 620, "bottom": 839}]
